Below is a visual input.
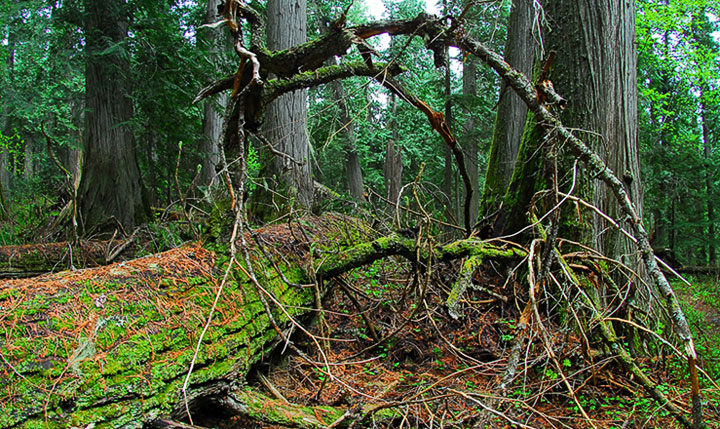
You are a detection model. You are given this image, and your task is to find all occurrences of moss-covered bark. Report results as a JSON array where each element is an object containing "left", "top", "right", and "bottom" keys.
[
  {"left": 0, "top": 213, "right": 525, "bottom": 428},
  {"left": 0, "top": 215, "right": 368, "bottom": 428}
]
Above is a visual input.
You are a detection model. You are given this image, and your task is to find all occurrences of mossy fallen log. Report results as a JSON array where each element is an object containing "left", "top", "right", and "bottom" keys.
[
  {"left": 0, "top": 215, "right": 370, "bottom": 428},
  {"left": 0, "top": 214, "right": 522, "bottom": 428},
  {"left": 0, "top": 240, "right": 135, "bottom": 278}
]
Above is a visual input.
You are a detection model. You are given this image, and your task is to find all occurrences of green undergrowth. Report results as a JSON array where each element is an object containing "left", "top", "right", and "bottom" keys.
[
  {"left": 0, "top": 194, "right": 58, "bottom": 245},
  {"left": 674, "top": 275, "right": 720, "bottom": 382}
]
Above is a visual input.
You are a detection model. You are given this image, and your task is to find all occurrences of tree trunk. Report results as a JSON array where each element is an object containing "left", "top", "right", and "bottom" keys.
[
  {"left": 0, "top": 211, "right": 524, "bottom": 428},
  {"left": 442, "top": 0, "right": 452, "bottom": 214},
  {"left": 314, "top": 9, "right": 365, "bottom": 201},
  {"left": 442, "top": 45, "right": 454, "bottom": 217},
  {"left": 1, "top": 29, "right": 15, "bottom": 193},
  {"left": 198, "top": 0, "right": 227, "bottom": 192},
  {"left": 329, "top": 74, "right": 364, "bottom": 201},
  {"left": 480, "top": 0, "right": 534, "bottom": 216},
  {"left": 79, "top": 0, "right": 148, "bottom": 233},
  {"left": 145, "top": 133, "right": 158, "bottom": 207},
  {"left": 499, "top": 0, "right": 642, "bottom": 267},
  {"left": 0, "top": 129, "right": 10, "bottom": 195},
  {"left": 385, "top": 93, "right": 402, "bottom": 211},
  {"left": 701, "top": 100, "right": 715, "bottom": 265},
  {"left": 23, "top": 135, "right": 33, "bottom": 180},
  {"left": 462, "top": 58, "right": 479, "bottom": 226},
  {"left": 252, "top": 0, "right": 312, "bottom": 220},
  {"left": 384, "top": 139, "right": 403, "bottom": 209}
]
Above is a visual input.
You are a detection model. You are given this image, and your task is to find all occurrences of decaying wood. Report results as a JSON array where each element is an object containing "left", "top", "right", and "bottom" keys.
[
  {"left": 194, "top": 6, "right": 704, "bottom": 426},
  {"left": 0, "top": 215, "right": 368, "bottom": 427},
  {"left": 0, "top": 213, "right": 524, "bottom": 427},
  {"left": 0, "top": 240, "right": 135, "bottom": 278}
]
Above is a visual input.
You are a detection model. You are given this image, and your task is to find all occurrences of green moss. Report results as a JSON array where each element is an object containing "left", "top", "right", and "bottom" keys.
[{"left": 1, "top": 217, "right": 375, "bottom": 427}]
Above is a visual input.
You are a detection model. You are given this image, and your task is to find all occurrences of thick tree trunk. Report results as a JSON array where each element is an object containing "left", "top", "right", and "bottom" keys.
[
  {"left": 1, "top": 214, "right": 517, "bottom": 428},
  {"left": 480, "top": 0, "right": 534, "bottom": 216},
  {"left": 0, "top": 215, "right": 369, "bottom": 428},
  {"left": 498, "top": 0, "right": 642, "bottom": 265},
  {"left": 79, "top": 0, "right": 148, "bottom": 233},
  {"left": 198, "top": 0, "right": 227, "bottom": 192},
  {"left": 252, "top": 0, "right": 312, "bottom": 220},
  {"left": 462, "top": 58, "right": 479, "bottom": 226}
]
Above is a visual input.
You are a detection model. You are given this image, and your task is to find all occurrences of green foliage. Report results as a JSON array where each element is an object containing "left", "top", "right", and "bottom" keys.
[
  {"left": 0, "top": 130, "right": 25, "bottom": 176},
  {"left": 0, "top": 194, "right": 54, "bottom": 245},
  {"left": 637, "top": 0, "right": 720, "bottom": 265},
  {"left": 673, "top": 276, "right": 720, "bottom": 381}
]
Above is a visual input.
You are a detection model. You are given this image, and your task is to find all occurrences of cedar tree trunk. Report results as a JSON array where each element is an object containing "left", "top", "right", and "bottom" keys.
[
  {"left": 79, "top": 0, "right": 148, "bottom": 233},
  {"left": 500, "top": 0, "right": 642, "bottom": 267},
  {"left": 198, "top": 0, "right": 227, "bottom": 191},
  {"left": 252, "top": 0, "right": 313, "bottom": 220},
  {"left": 480, "top": 0, "right": 534, "bottom": 216}
]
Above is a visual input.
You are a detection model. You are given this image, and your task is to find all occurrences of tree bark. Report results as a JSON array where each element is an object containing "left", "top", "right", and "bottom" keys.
[
  {"left": 701, "top": 103, "right": 714, "bottom": 265},
  {"left": 384, "top": 139, "right": 402, "bottom": 210},
  {"left": 1, "top": 28, "right": 15, "bottom": 193},
  {"left": 461, "top": 58, "right": 479, "bottom": 226},
  {"left": 198, "top": 0, "right": 227, "bottom": 192},
  {"left": 252, "top": 0, "right": 312, "bottom": 220},
  {"left": 329, "top": 74, "right": 364, "bottom": 201},
  {"left": 79, "top": 0, "right": 148, "bottom": 232},
  {"left": 498, "top": 0, "right": 642, "bottom": 262},
  {"left": 0, "top": 214, "right": 519, "bottom": 428},
  {"left": 480, "top": 0, "right": 534, "bottom": 216},
  {"left": 385, "top": 93, "right": 402, "bottom": 211},
  {"left": 443, "top": 46, "right": 454, "bottom": 216},
  {"left": 22, "top": 136, "right": 32, "bottom": 179}
]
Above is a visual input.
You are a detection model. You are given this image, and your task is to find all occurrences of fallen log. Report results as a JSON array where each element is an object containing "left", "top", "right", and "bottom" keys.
[
  {"left": 0, "top": 240, "right": 136, "bottom": 279},
  {"left": 0, "top": 214, "right": 522, "bottom": 428},
  {"left": 0, "top": 215, "right": 371, "bottom": 428},
  {"left": 667, "top": 266, "right": 720, "bottom": 275}
]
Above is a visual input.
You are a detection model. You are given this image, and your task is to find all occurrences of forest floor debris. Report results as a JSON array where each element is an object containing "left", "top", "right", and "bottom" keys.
[{"left": 216, "top": 259, "right": 720, "bottom": 428}]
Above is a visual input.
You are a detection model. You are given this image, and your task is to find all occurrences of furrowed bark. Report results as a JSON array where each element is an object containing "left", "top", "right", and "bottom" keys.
[{"left": 456, "top": 30, "right": 703, "bottom": 429}]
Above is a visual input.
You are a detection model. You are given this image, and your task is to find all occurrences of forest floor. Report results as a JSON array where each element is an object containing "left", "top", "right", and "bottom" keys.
[
  {"left": 208, "top": 259, "right": 720, "bottom": 428},
  {"left": 2, "top": 204, "right": 719, "bottom": 428}
]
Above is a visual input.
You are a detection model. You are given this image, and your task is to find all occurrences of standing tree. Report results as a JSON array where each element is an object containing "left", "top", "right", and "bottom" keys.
[
  {"left": 493, "top": 0, "right": 642, "bottom": 265},
  {"left": 314, "top": 4, "right": 365, "bottom": 201},
  {"left": 198, "top": 0, "right": 227, "bottom": 191},
  {"left": 251, "top": 0, "right": 312, "bottom": 220},
  {"left": 461, "top": 57, "right": 479, "bottom": 224},
  {"left": 79, "top": 0, "right": 148, "bottom": 232},
  {"left": 691, "top": 10, "right": 719, "bottom": 266},
  {"left": 480, "top": 0, "right": 534, "bottom": 217}
]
